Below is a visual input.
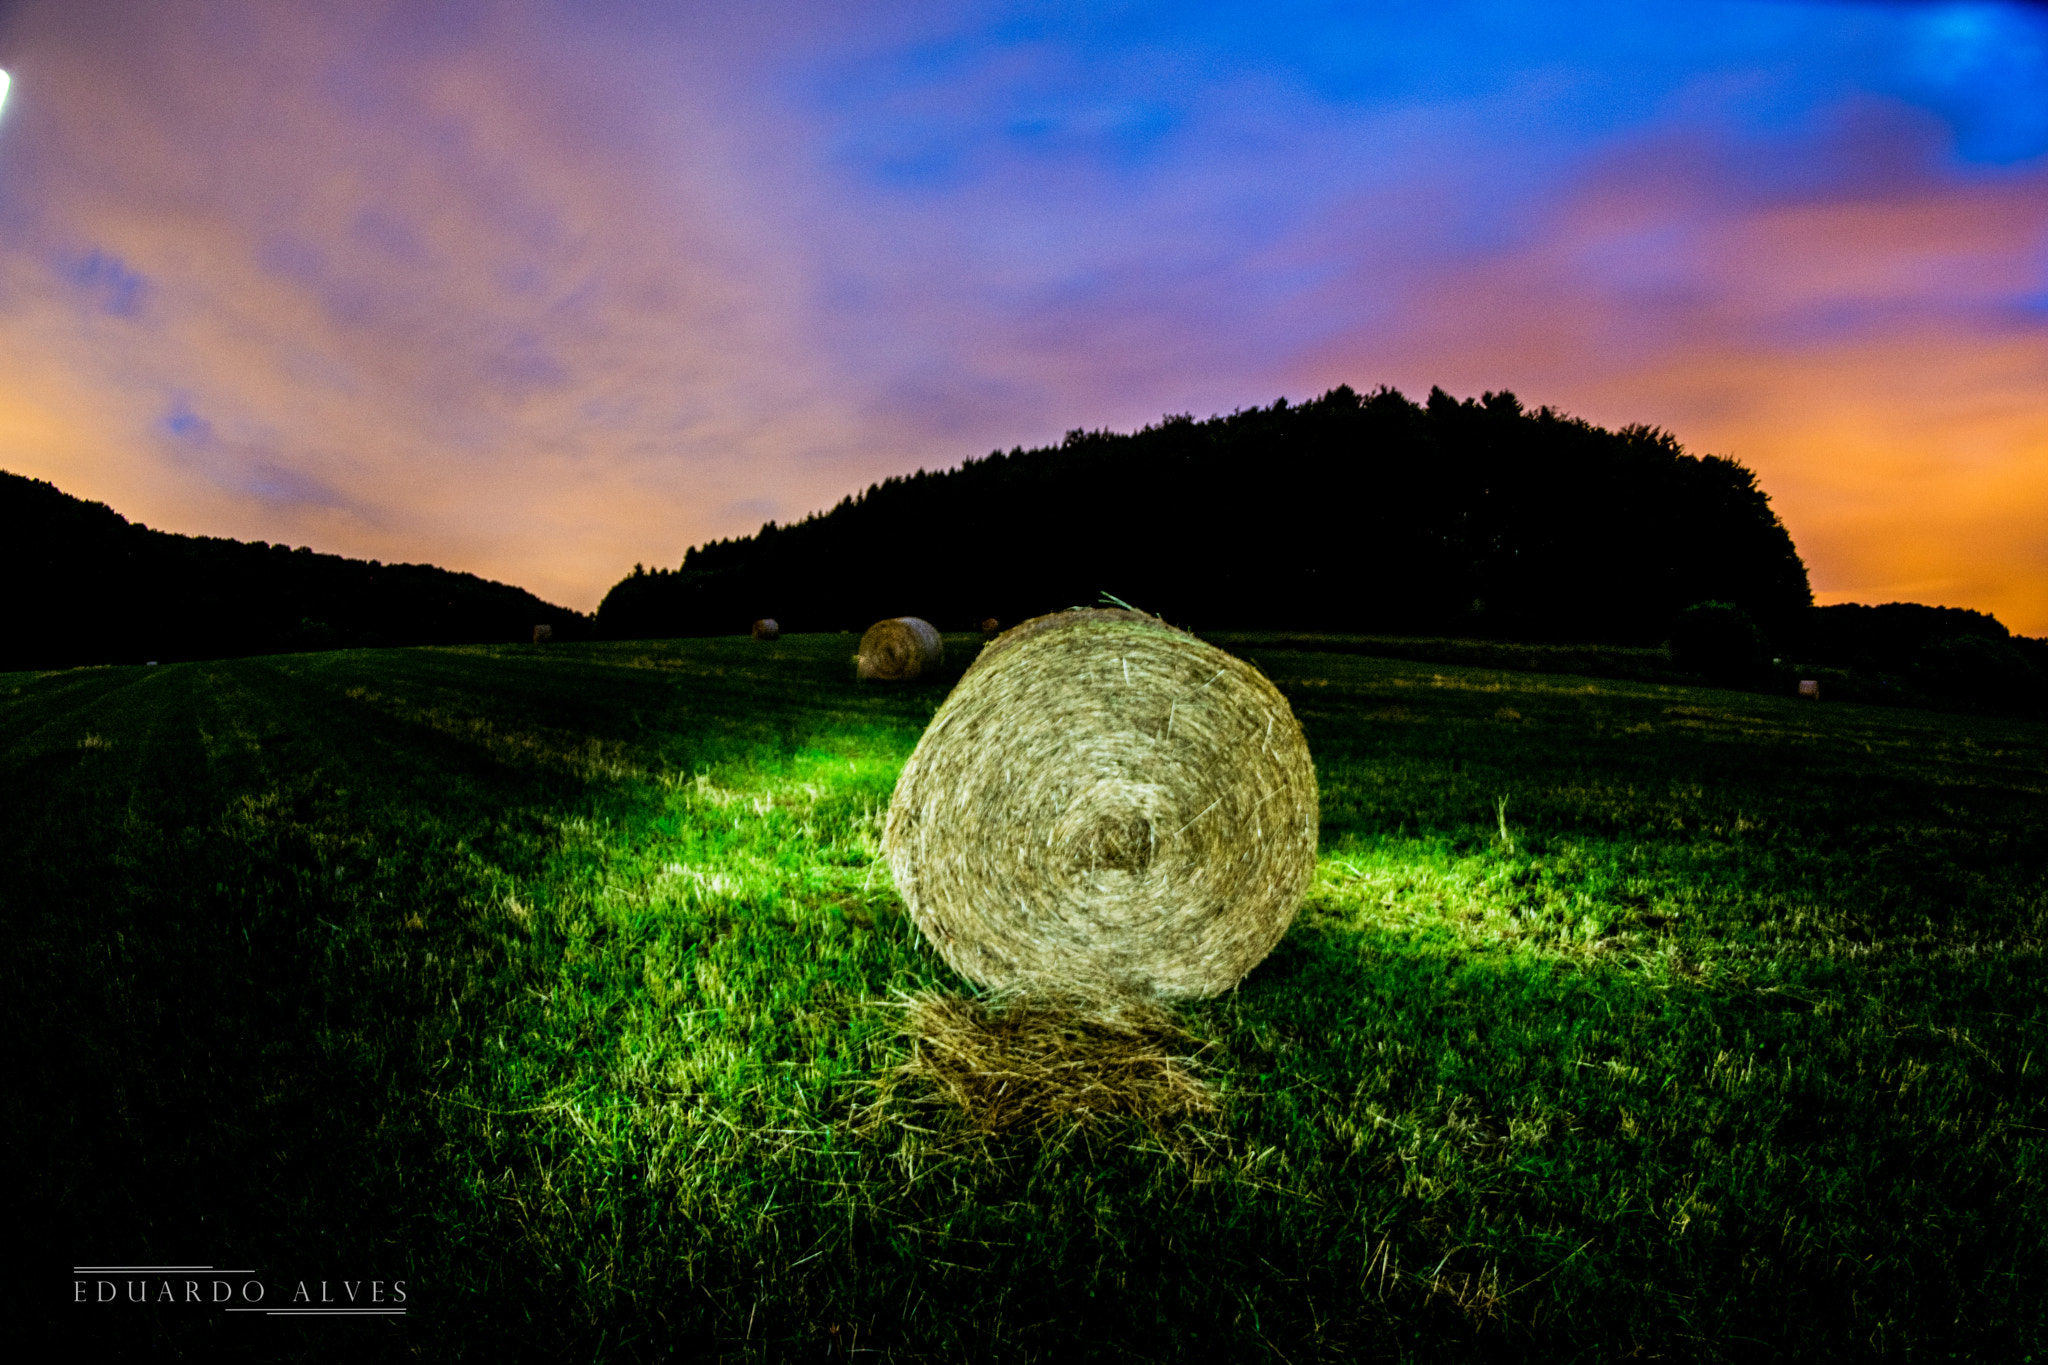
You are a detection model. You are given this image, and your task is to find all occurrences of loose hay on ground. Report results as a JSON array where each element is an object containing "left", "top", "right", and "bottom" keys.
[{"left": 870, "top": 988, "right": 1220, "bottom": 1137}]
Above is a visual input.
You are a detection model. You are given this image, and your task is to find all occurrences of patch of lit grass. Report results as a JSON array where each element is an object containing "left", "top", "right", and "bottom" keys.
[{"left": 6, "top": 636, "right": 2043, "bottom": 1360}]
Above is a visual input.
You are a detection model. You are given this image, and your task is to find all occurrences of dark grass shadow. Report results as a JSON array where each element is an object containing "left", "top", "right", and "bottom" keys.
[{"left": 1180, "top": 912, "right": 2048, "bottom": 1361}]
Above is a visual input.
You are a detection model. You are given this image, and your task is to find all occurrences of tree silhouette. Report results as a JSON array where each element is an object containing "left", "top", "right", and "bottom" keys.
[{"left": 596, "top": 384, "right": 1815, "bottom": 648}]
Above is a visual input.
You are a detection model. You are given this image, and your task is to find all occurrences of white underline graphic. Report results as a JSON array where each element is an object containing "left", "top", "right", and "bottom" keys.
[
  {"left": 73, "top": 1266, "right": 253, "bottom": 1273},
  {"left": 225, "top": 1308, "right": 408, "bottom": 1315}
]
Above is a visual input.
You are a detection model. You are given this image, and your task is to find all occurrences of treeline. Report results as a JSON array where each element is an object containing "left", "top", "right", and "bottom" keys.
[
  {"left": 598, "top": 384, "right": 1814, "bottom": 645},
  {"left": 2, "top": 470, "right": 587, "bottom": 671},
  {"left": 1795, "top": 601, "right": 2047, "bottom": 717},
  {"left": 1352, "top": 597, "right": 2046, "bottom": 718}
]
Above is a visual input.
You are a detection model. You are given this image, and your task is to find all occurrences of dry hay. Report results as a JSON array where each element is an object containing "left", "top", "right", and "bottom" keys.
[
  {"left": 883, "top": 607, "right": 1318, "bottom": 999},
  {"left": 980, "top": 617, "right": 1001, "bottom": 634},
  {"left": 857, "top": 616, "right": 944, "bottom": 681},
  {"left": 871, "top": 987, "right": 1218, "bottom": 1136},
  {"left": 752, "top": 618, "right": 780, "bottom": 641}
]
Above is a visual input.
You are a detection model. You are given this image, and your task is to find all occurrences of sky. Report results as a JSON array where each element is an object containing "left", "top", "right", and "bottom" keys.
[{"left": 0, "top": 0, "right": 2043, "bottom": 630}]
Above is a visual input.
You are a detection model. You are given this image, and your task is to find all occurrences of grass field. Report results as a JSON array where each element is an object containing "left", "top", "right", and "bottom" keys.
[{"left": 8, "top": 632, "right": 2045, "bottom": 1361}]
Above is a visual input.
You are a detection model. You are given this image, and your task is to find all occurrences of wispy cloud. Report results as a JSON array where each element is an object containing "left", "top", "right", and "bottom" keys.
[{"left": 0, "top": 0, "right": 2041, "bottom": 627}]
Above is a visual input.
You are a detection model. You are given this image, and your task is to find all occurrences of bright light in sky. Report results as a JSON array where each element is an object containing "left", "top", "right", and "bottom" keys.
[{"left": 0, "top": 69, "right": 12, "bottom": 123}]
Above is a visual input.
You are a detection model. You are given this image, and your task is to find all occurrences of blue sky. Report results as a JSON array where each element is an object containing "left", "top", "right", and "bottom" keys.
[{"left": 0, "top": 0, "right": 2043, "bottom": 627}]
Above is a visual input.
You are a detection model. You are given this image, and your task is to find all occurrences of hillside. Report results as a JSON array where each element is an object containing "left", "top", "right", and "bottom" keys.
[
  {"left": 596, "top": 384, "right": 1815, "bottom": 645},
  {"left": 1, "top": 470, "right": 588, "bottom": 669}
]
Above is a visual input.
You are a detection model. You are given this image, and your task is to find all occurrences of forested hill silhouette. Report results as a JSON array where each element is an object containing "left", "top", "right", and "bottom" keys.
[
  {"left": 2, "top": 470, "right": 587, "bottom": 670},
  {"left": 597, "top": 384, "right": 1814, "bottom": 645}
]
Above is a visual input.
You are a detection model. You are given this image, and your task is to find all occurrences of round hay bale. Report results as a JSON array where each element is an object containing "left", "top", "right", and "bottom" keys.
[
  {"left": 752, "top": 618, "right": 780, "bottom": 641},
  {"left": 857, "top": 616, "right": 944, "bottom": 681},
  {"left": 980, "top": 617, "right": 1000, "bottom": 634},
  {"left": 883, "top": 608, "right": 1318, "bottom": 999}
]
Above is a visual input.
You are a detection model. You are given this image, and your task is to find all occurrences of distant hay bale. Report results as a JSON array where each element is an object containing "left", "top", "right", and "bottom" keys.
[
  {"left": 882, "top": 607, "right": 1319, "bottom": 999},
  {"left": 531, "top": 624, "right": 553, "bottom": 643},
  {"left": 1798, "top": 679, "right": 1819, "bottom": 699},
  {"left": 857, "top": 616, "right": 944, "bottom": 681},
  {"left": 752, "top": 618, "right": 780, "bottom": 641},
  {"left": 980, "top": 617, "right": 1000, "bottom": 634}
]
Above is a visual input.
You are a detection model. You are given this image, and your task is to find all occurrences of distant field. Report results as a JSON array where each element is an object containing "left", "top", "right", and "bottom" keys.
[
  {"left": 8, "top": 633, "right": 2044, "bottom": 1361},
  {"left": 1205, "top": 631, "right": 1693, "bottom": 685}
]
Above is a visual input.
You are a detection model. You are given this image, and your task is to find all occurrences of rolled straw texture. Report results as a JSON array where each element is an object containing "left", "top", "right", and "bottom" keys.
[
  {"left": 883, "top": 608, "right": 1318, "bottom": 999},
  {"left": 858, "top": 617, "right": 944, "bottom": 681},
  {"left": 752, "top": 618, "right": 780, "bottom": 641}
]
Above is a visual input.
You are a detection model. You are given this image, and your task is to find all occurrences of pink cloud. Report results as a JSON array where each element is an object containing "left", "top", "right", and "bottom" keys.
[
  {"left": 1289, "top": 111, "right": 2048, "bottom": 633},
  {"left": 2, "top": 0, "right": 2043, "bottom": 637}
]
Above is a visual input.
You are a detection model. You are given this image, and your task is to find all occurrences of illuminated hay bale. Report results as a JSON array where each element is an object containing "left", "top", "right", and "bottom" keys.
[
  {"left": 882, "top": 607, "right": 1318, "bottom": 1000},
  {"left": 857, "top": 616, "right": 944, "bottom": 681},
  {"left": 876, "top": 986, "right": 1218, "bottom": 1136},
  {"left": 752, "top": 618, "right": 780, "bottom": 641}
]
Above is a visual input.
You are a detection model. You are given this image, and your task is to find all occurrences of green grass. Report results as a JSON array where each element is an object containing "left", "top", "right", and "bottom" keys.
[{"left": 7, "top": 634, "right": 2044, "bottom": 1361}]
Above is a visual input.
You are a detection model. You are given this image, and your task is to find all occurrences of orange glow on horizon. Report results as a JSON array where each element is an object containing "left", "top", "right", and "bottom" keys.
[{"left": 3, "top": 2, "right": 2045, "bottom": 636}]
